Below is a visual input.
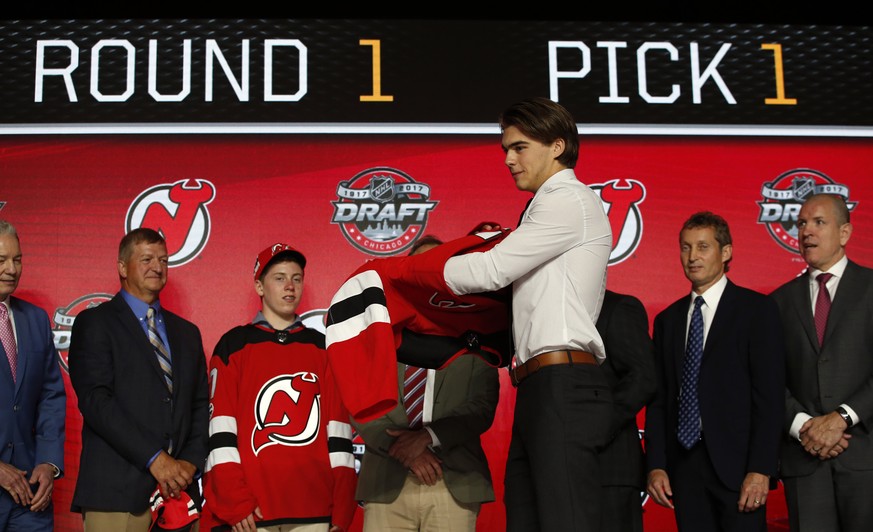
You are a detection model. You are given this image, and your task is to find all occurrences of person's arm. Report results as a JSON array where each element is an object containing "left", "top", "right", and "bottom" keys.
[
  {"left": 324, "top": 361, "right": 357, "bottom": 532},
  {"left": 202, "top": 334, "right": 258, "bottom": 526},
  {"left": 68, "top": 308, "right": 164, "bottom": 470},
  {"left": 600, "top": 295, "right": 656, "bottom": 438},
  {"left": 425, "top": 358, "right": 499, "bottom": 451},
  {"left": 445, "top": 185, "right": 596, "bottom": 295}
]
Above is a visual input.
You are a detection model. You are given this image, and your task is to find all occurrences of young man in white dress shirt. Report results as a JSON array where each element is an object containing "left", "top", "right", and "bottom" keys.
[{"left": 443, "top": 97, "right": 614, "bottom": 531}]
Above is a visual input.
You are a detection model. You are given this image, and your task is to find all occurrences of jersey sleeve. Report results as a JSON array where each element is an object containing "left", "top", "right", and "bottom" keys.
[
  {"left": 202, "top": 333, "right": 258, "bottom": 526},
  {"left": 323, "top": 359, "right": 358, "bottom": 530}
]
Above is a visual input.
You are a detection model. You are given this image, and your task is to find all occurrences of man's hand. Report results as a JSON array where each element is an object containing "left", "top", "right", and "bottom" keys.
[
  {"left": 0, "top": 461, "right": 33, "bottom": 506},
  {"left": 148, "top": 451, "right": 194, "bottom": 499},
  {"left": 408, "top": 449, "right": 443, "bottom": 486},
  {"left": 800, "top": 412, "right": 849, "bottom": 458},
  {"left": 386, "top": 428, "right": 433, "bottom": 467},
  {"left": 28, "top": 463, "right": 56, "bottom": 511},
  {"left": 232, "top": 506, "right": 263, "bottom": 532},
  {"left": 646, "top": 469, "right": 674, "bottom": 509},
  {"left": 737, "top": 472, "right": 769, "bottom": 512}
]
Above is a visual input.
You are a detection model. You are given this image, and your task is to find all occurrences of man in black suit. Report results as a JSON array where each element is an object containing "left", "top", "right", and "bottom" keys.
[
  {"left": 645, "top": 211, "right": 785, "bottom": 532},
  {"left": 596, "top": 289, "right": 656, "bottom": 532},
  {"left": 771, "top": 193, "right": 873, "bottom": 532},
  {"left": 69, "top": 228, "right": 209, "bottom": 531}
]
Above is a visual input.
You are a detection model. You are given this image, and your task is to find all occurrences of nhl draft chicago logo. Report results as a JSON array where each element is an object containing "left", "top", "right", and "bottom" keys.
[
  {"left": 757, "top": 169, "right": 856, "bottom": 253},
  {"left": 126, "top": 179, "right": 216, "bottom": 267},
  {"left": 52, "top": 293, "right": 113, "bottom": 372},
  {"left": 252, "top": 372, "right": 321, "bottom": 455},
  {"left": 591, "top": 179, "right": 647, "bottom": 265},
  {"left": 331, "top": 167, "right": 438, "bottom": 256}
]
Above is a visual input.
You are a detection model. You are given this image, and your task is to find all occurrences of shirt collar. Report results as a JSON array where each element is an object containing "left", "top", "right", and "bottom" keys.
[
  {"left": 808, "top": 254, "right": 848, "bottom": 281},
  {"left": 120, "top": 289, "right": 162, "bottom": 320},
  {"left": 251, "top": 310, "right": 302, "bottom": 331},
  {"left": 691, "top": 274, "right": 728, "bottom": 309}
]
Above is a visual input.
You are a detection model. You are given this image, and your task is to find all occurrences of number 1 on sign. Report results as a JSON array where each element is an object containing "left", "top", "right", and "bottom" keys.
[{"left": 360, "top": 39, "right": 394, "bottom": 102}]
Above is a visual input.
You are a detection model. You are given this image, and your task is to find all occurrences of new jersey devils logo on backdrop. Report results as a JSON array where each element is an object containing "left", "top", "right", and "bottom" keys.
[
  {"left": 757, "top": 169, "right": 856, "bottom": 253},
  {"left": 251, "top": 372, "right": 321, "bottom": 455},
  {"left": 591, "top": 179, "right": 647, "bottom": 265},
  {"left": 331, "top": 167, "right": 438, "bottom": 256},
  {"left": 52, "top": 293, "right": 113, "bottom": 372},
  {"left": 126, "top": 179, "right": 216, "bottom": 267}
]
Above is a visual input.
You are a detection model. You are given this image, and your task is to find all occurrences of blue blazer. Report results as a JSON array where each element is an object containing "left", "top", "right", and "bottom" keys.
[
  {"left": 645, "top": 280, "right": 785, "bottom": 490},
  {"left": 0, "top": 297, "right": 66, "bottom": 500}
]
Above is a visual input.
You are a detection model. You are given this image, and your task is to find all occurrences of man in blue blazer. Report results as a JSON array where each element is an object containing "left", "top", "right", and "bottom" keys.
[
  {"left": 645, "top": 212, "right": 785, "bottom": 532},
  {"left": 69, "top": 228, "right": 209, "bottom": 531},
  {"left": 0, "top": 220, "right": 65, "bottom": 531},
  {"left": 771, "top": 193, "right": 873, "bottom": 531}
]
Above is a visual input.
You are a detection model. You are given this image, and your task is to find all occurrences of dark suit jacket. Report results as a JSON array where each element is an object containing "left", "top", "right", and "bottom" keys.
[
  {"left": 597, "top": 290, "right": 656, "bottom": 489},
  {"left": 354, "top": 355, "right": 499, "bottom": 504},
  {"left": 645, "top": 279, "right": 785, "bottom": 490},
  {"left": 68, "top": 293, "right": 209, "bottom": 513},
  {"left": 771, "top": 260, "right": 873, "bottom": 477},
  {"left": 0, "top": 297, "right": 65, "bottom": 509}
]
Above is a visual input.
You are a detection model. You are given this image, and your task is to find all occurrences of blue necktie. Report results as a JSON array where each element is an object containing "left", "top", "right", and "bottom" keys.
[
  {"left": 147, "top": 307, "right": 173, "bottom": 394},
  {"left": 678, "top": 296, "right": 705, "bottom": 449}
]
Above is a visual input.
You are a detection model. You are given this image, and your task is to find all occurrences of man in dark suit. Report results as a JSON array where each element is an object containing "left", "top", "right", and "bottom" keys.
[
  {"left": 645, "top": 211, "right": 785, "bottom": 532},
  {"left": 69, "top": 227, "right": 209, "bottom": 531},
  {"left": 354, "top": 236, "right": 500, "bottom": 531},
  {"left": 596, "top": 289, "right": 656, "bottom": 532},
  {"left": 0, "top": 220, "right": 65, "bottom": 531},
  {"left": 771, "top": 193, "right": 873, "bottom": 532}
]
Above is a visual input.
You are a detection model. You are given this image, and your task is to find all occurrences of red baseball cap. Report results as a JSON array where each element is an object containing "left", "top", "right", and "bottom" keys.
[
  {"left": 149, "top": 487, "right": 199, "bottom": 532},
  {"left": 253, "top": 243, "right": 307, "bottom": 280}
]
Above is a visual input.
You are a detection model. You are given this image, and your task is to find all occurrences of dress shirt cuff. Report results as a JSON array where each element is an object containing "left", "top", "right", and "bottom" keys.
[
  {"left": 424, "top": 426, "right": 440, "bottom": 448},
  {"left": 790, "top": 412, "right": 813, "bottom": 441},
  {"left": 840, "top": 403, "right": 860, "bottom": 427},
  {"left": 146, "top": 449, "right": 162, "bottom": 469}
]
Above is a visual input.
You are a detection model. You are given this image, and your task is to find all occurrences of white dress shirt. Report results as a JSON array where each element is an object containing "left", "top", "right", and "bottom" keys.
[{"left": 443, "top": 169, "right": 612, "bottom": 365}]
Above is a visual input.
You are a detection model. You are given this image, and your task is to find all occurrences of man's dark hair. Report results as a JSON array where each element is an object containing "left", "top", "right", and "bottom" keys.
[
  {"left": 118, "top": 228, "right": 166, "bottom": 262},
  {"left": 408, "top": 235, "right": 443, "bottom": 256},
  {"left": 498, "top": 97, "right": 579, "bottom": 168},
  {"left": 681, "top": 211, "right": 733, "bottom": 272}
]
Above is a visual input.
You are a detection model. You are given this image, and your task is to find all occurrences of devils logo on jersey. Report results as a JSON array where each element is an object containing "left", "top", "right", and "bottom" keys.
[{"left": 252, "top": 372, "right": 321, "bottom": 455}]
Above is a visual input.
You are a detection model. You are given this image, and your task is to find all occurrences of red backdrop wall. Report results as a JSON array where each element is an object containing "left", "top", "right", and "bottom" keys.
[{"left": 2, "top": 134, "right": 871, "bottom": 531}]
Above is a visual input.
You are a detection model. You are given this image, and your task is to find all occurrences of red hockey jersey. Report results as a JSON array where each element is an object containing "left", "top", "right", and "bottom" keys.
[
  {"left": 201, "top": 324, "right": 356, "bottom": 531},
  {"left": 325, "top": 230, "right": 512, "bottom": 423}
]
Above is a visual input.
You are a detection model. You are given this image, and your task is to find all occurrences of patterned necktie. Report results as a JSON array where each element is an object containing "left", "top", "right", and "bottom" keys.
[
  {"left": 0, "top": 304, "right": 17, "bottom": 383},
  {"left": 678, "top": 296, "right": 705, "bottom": 449},
  {"left": 814, "top": 272, "right": 834, "bottom": 347},
  {"left": 403, "top": 364, "right": 426, "bottom": 429},
  {"left": 147, "top": 307, "right": 173, "bottom": 393}
]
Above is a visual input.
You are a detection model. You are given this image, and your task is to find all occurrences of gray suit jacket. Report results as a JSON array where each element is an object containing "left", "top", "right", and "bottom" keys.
[
  {"left": 771, "top": 260, "right": 873, "bottom": 477},
  {"left": 353, "top": 355, "right": 499, "bottom": 504}
]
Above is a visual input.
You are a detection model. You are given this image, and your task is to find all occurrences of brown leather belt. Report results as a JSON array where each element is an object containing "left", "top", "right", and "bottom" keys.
[{"left": 509, "top": 350, "right": 597, "bottom": 387}]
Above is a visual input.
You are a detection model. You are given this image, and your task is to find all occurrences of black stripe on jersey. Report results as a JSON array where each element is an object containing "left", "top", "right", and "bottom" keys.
[{"left": 326, "top": 286, "right": 386, "bottom": 327}]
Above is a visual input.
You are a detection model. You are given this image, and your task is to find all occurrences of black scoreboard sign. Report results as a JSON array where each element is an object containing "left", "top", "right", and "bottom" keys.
[{"left": 1, "top": 19, "right": 871, "bottom": 127}]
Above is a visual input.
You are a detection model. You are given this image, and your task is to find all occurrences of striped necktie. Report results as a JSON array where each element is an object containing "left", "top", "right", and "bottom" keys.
[
  {"left": 403, "top": 364, "right": 426, "bottom": 429},
  {"left": 0, "top": 304, "right": 17, "bottom": 383},
  {"left": 147, "top": 307, "right": 173, "bottom": 393}
]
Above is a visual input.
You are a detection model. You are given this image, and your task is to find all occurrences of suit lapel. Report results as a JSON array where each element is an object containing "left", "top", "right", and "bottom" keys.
[
  {"left": 702, "top": 281, "right": 736, "bottom": 361},
  {"left": 792, "top": 273, "right": 820, "bottom": 352},
  {"left": 823, "top": 261, "right": 857, "bottom": 346},
  {"left": 671, "top": 296, "right": 691, "bottom": 384},
  {"left": 111, "top": 295, "right": 168, "bottom": 388},
  {"left": 9, "top": 298, "right": 31, "bottom": 394}
]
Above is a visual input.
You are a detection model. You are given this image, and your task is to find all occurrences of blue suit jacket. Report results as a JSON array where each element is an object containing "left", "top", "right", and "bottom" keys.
[
  {"left": 645, "top": 280, "right": 785, "bottom": 490},
  {"left": 0, "top": 297, "right": 66, "bottom": 507}
]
